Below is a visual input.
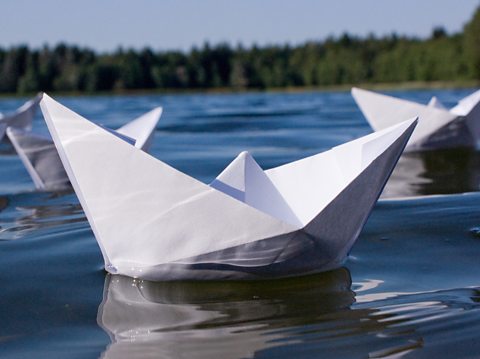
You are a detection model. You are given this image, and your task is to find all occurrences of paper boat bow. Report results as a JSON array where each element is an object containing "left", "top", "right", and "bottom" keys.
[
  {"left": 40, "top": 94, "right": 416, "bottom": 280},
  {"left": 352, "top": 87, "right": 480, "bottom": 151},
  {"left": 6, "top": 103, "right": 162, "bottom": 191}
]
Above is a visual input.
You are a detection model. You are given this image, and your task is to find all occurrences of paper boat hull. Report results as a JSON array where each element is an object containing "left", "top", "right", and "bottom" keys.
[{"left": 107, "top": 122, "right": 413, "bottom": 281}]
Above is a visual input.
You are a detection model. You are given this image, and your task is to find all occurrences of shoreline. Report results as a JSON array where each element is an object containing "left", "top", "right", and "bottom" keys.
[{"left": 1, "top": 80, "right": 478, "bottom": 99}]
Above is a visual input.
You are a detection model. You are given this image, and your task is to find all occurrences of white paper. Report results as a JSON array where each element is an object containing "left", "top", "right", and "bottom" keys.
[
  {"left": 352, "top": 87, "right": 480, "bottom": 151},
  {"left": 116, "top": 107, "right": 162, "bottom": 151},
  {"left": 40, "top": 94, "right": 416, "bottom": 280},
  {"left": 427, "top": 96, "right": 446, "bottom": 110}
]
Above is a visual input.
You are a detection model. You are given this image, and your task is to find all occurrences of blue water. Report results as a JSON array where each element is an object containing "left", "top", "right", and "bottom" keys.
[{"left": 1, "top": 89, "right": 480, "bottom": 358}]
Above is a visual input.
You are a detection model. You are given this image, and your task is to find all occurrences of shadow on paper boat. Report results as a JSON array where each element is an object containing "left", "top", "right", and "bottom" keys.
[
  {"left": 382, "top": 147, "right": 480, "bottom": 198},
  {"left": 97, "top": 269, "right": 354, "bottom": 359}
]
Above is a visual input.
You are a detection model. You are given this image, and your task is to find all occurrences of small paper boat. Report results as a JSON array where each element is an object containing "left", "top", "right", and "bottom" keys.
[
  {"left": 352, "top": 87, "right": 480, "bottom": 151},
  {"left": 40, "top": 94, "right": 416, "bottom": 281},
  {"left": 0, "top": 93, "right": 42, "bottom": 142},
  {"left": 6, "top": 104, "right": 162, "bottom": 190}
]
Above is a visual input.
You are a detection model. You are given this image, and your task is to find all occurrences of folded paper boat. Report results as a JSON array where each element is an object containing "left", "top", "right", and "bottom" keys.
[
  {"left": 352, "top": 87, "right": 480, "bottom": 151},
  {"left": 40, "top": 94, "right": 417, "bottom": 281},
  {"left": 0, "top": 93, "right": 42, "bottom": 142},
  {"left": 6, "top": 104, "right": 162, "bottom": 190}
]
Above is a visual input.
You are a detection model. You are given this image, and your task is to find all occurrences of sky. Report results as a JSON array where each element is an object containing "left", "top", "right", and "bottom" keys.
[{"left": 1, "top": 0, "right": 479, "bottom": 52}]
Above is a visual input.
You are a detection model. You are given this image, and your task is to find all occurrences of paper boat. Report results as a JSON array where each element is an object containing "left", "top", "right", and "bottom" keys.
[
  {"left": 352, "top": 87, "right": 480, "bottom": 151},
  {"left": 40, "top": 93, "right": 416, "bottom": 281},
  {"left": 0, "top": 93, "right": 42, "bottom": 142},
  {"left": 6, "top": 105, "right": 162, "bottom": 190}
]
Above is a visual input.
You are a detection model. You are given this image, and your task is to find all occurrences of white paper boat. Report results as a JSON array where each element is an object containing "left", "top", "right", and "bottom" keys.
[
  {"left": 0, "top": 93, "right": 42, "bottom": 142},
  {"left": 40, "top": 93, "right": 416, "bottom": 281},
  {"left": 6, "top": 105, "right": 162, "bottom": 190},
  {"left": 352, "top": 87, "right": 480, "bottom": 151}
]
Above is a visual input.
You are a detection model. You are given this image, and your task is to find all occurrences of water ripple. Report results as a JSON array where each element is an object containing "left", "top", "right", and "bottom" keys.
[{"left": 1, "top": 89, "right": 479, "bottom": 358}]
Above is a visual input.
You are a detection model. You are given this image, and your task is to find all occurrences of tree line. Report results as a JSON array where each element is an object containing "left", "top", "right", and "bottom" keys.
[{"left": 1, "top": 7, "right": 479, "bottom": 94}]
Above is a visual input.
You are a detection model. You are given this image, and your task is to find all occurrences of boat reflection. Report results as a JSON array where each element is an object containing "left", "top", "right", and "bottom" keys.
[
  {"left": 382, "top": 148, "right": 480, "bottom": 198},
  {"left": 97, "top": 269, "right": 354, "bottom": 359},
  {"left": 96, "top": 268, "right": 480, "bottom": 359}
]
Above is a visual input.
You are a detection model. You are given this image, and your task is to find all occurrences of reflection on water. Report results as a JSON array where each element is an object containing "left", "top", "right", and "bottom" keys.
[
  {"left": 98, "top": 271, "right": 480, "bottom": 358},
  {"left": 353, "top": 287, "right": 480, "bottom": 359},
  {"left": 98, "top": 270, "right": 353, "bottom": 359},
  {"left": 383, "top": 148, "right": 480, "bottom": 198}
]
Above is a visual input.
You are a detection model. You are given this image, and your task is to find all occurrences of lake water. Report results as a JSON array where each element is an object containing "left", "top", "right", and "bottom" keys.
[{"left": 1, "top": 89, "right": 479, "bottom": 358}]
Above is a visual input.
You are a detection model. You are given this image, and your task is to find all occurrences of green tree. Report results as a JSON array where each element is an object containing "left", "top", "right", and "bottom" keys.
[
  {"left": 463, "top": 6, "right": 480, "bottom": 78},
  {"left": 0, "top": 5, "right": 480, "bottom": 94}
]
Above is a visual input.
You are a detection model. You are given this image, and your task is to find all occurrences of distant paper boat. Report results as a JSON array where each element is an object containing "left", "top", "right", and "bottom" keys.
[
  {"left": 6, "top": 104, "right": 162, "bottom": 190},
  {"left": 40, "top": 94, "right": 416, "bottom": 281},
  {"left": 352, "top": 87, "right": 480, "bottom": 151},
  {"left": 0, "top": 93, "right": 42, "bottom": 142}
]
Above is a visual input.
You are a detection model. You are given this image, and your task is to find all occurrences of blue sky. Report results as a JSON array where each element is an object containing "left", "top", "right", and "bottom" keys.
[{"left": 1, "top": 0, "right": 478, "bottom": 51}]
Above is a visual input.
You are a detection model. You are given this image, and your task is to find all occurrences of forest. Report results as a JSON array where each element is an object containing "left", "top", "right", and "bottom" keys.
[{"left": 0, "top": 6, "right": 479, "bottom": 94}]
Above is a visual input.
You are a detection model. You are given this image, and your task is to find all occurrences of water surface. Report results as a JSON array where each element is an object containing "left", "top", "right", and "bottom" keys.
[{"left": 1, "top": 89, "right": 479, "bottom": 358}]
